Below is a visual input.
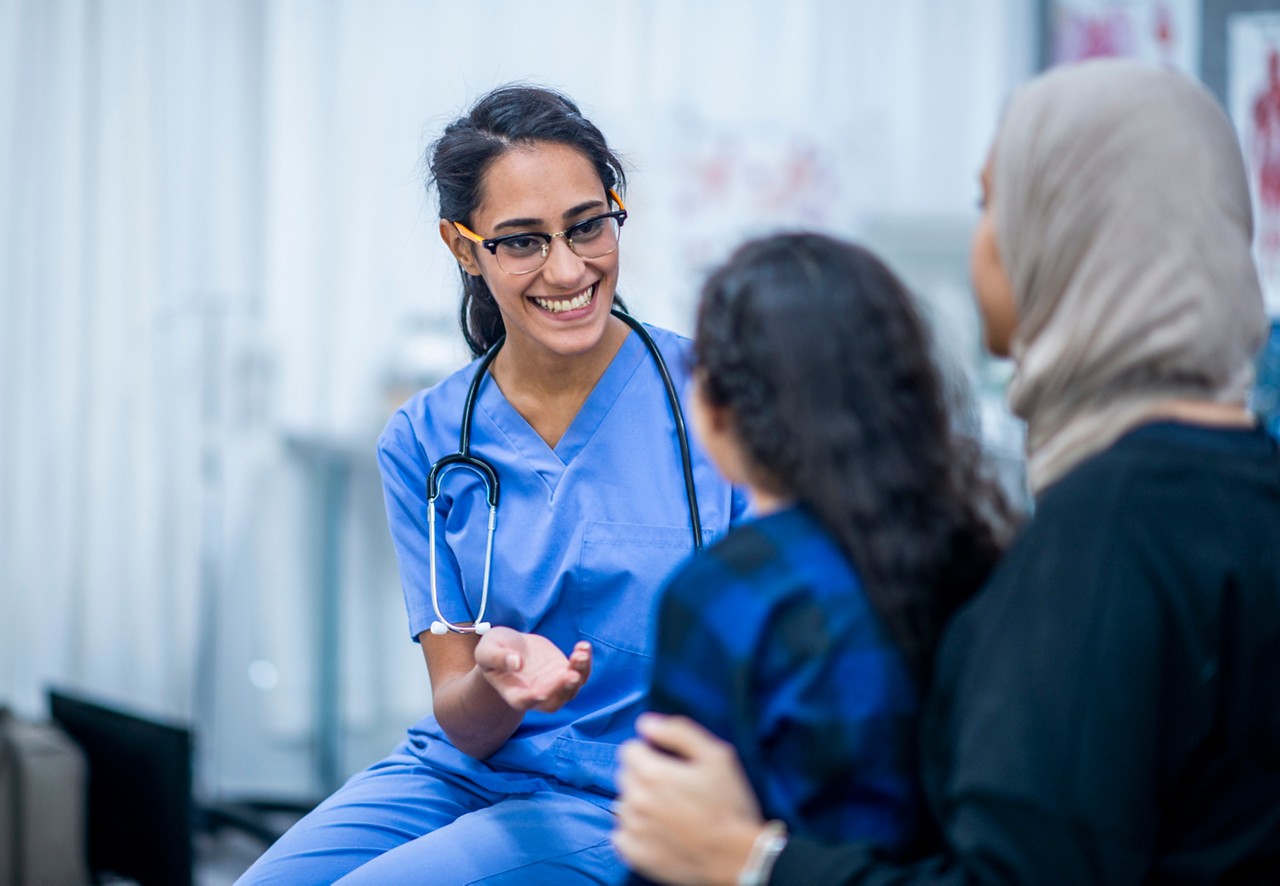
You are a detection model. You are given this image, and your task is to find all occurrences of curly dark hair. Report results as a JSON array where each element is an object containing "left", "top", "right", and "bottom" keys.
[
  {"left": 426, "top": 84, "right": 627, "bottom": 357},
  {"left": 695, "top": 232, "right": 1014, "bottom": 683}
]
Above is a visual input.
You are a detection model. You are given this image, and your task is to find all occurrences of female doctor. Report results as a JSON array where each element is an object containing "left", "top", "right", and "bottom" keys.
[{"left": 237, "top": 85, "right": 745, "bottom": 885}]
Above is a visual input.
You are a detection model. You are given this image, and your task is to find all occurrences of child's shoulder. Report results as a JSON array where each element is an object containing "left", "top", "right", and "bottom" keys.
[
  {"left": 667, "top": 507, "right": 840, "bottom": 604},
  {"left": 714, "top": 506, "right": 830, "bottom": 560}
]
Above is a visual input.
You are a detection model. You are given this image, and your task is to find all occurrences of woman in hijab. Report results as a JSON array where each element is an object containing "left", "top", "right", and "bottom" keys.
[{"left": 612, "top": 58, "right": 1280, "bottom": 885}]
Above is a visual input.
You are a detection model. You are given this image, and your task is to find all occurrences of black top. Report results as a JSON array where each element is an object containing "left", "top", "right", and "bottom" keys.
[{"left": 773, "top": 422, "right": 1280, "bottom": 884}]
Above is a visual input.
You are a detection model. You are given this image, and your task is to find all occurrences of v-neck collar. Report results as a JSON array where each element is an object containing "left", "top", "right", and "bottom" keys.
[{"left": 476, "top": 329, "right": 648, "bottom": 494}]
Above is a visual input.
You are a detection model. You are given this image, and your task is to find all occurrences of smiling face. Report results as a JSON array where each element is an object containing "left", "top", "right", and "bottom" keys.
[
  {"left": 440, "top": 141, "right": 620, "bottom": 366},
  {"left": 970, "top": 153, "right": 1018, "bottom": 358}
]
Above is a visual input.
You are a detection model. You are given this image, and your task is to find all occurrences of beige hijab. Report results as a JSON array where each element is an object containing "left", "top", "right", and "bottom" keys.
[{"left": 992, "top": 59, "right": 1268, "bottom": 494}]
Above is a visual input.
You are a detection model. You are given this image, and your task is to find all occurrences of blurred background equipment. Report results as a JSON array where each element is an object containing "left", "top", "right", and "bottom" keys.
[
  {"left": 0, "top": 705, "right": 91, "bottom": 886},
  {"left": 47, "top": 688, "right": 193, "bottom": 886}
]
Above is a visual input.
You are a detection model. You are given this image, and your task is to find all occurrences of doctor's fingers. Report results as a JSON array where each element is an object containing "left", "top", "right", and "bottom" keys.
[
  {"left": 527, "top": 671, "right": 586, "bottom": 713},
  {"left": 568, "top": 641, "right": 593, "bottom": 679},
  {"left": 475, "top": 645, "right": 523, "bottom": 675},
  {"left": 473, "top": 627, "right": 526, "bottom": 670}
]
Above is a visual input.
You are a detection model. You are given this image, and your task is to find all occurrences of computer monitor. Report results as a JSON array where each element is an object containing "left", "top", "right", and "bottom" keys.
[{"left": 47, "top": 687, "right": 193, "bottom": 886}]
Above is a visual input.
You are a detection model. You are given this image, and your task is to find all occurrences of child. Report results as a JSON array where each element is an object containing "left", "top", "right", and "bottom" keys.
[{"left": 620, "top": 232, "right": 1011, "bottom": 868}]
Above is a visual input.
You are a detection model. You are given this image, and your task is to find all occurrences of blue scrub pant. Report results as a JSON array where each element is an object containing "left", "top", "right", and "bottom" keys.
[{"left": 235, "top": 742, "right": 624, "bottom": 885}]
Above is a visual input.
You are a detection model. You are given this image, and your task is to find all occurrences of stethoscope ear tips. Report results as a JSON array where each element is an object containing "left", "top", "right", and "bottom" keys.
[
  {"left": 429, "top": 621, "right": 449, "bottom": 636},
  {"left": 475, "top": 622, "right": 492, "bottom": 634}
]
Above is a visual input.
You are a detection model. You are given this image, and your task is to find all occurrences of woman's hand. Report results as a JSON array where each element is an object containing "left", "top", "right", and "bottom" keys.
[
  {"left": 614, "top": 713, "right": 767, "bottom": 885},
  {"left": 474, "top": 627, "right": 593, "bottom": 713}
]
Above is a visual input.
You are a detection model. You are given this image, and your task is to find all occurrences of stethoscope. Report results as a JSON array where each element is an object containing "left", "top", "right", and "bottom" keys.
[{"left": 427, "top": 307, "right": 703, "bottom": 635}]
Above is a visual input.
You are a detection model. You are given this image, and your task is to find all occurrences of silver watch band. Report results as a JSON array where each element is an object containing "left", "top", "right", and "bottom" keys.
[{"left": 737, "top": 820, "right": 788, "bottom": 886}]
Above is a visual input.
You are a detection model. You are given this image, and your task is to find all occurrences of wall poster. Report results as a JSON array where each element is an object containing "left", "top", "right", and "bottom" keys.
[
  {"left": 1228, "top": 11, "right": 1280, "bottom": 315},
  {"left": 1050, "top": 0, "right": 1202, "bottom": 74}
]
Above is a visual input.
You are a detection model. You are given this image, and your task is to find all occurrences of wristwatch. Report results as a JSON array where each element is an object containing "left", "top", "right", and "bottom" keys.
[{"left": 737, "top": 820, "right": 788, "bottom": 886}]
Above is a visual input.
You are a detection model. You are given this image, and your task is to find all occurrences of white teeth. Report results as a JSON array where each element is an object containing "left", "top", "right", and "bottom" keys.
[{"left": 533, "top": 286, "right": 595, "bottom": 314}]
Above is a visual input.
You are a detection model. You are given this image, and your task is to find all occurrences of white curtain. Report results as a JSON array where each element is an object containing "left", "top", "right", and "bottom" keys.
[{"left": 0, "top": 0, "right": 1033, "bottom": 801}]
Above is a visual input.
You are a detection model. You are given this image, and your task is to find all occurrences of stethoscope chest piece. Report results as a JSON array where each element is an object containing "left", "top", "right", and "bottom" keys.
[{"left": 426, "top": 455, "right": 497, "bottom": 636}]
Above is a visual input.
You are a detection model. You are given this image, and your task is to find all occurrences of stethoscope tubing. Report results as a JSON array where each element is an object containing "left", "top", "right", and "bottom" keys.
[
  {"left": 427, "top": 468, "right": 496, "bottom": 635},
  {"left": 426, "top": 307, "right": 701, "bottom": 636}
]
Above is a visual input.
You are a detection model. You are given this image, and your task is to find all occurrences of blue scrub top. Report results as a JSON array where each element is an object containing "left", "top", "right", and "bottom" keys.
[{"left": 377, "top": 323, "right": 747, "bottom": 801}]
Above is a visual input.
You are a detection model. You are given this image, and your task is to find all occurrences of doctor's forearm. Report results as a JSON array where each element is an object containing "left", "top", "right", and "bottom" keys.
[{"left": 433, "top": 666, "right": 525, "bottom": 759}]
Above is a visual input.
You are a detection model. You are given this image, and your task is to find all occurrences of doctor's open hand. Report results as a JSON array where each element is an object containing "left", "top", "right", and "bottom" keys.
[
  {"left": 614, "top": 714, "right": 767, "bottom": 885},
  {"left": 474, "top": 627, "right": 594, "bottom": 713}
]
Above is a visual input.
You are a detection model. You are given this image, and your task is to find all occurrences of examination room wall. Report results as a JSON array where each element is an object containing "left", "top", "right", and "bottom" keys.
[{"left": 0, "top": 0, "right": 1034, "bottom": 803}]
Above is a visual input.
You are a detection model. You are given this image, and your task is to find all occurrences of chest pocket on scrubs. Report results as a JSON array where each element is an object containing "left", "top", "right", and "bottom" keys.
[{"left": 575, "top": 521, "right": 698, "bottom": 657}]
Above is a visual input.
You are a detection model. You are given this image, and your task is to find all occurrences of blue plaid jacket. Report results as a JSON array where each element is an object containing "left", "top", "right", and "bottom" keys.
[{"left": 647, "top": 505, "right": 923, "bottom": 848}]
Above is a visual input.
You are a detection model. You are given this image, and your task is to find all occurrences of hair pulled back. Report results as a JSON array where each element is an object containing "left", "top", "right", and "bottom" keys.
[
  {"left": 695, "top": 232, "right": 1012, "bottom": 682},
  {"left": 427, "top": 84, "right": 627, "bottom": 357}
]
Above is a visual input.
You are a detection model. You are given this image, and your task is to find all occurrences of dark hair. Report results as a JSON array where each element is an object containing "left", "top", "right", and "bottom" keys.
[
  {"left": 426, "top": 84, "right": 628, "bottom": 357},
  {"left": 695, "top": 232, "right": 1013, "bottom": 683}
]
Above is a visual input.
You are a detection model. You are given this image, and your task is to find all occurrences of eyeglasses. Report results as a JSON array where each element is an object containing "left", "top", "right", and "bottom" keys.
[{"left": 452, "top": 190, "right": 628, "bottom": 276}]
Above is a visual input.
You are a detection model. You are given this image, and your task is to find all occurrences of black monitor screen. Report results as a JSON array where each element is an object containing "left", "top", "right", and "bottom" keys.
[{"left": 47, "top": 687, "right": 193, "bottom": 886}]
